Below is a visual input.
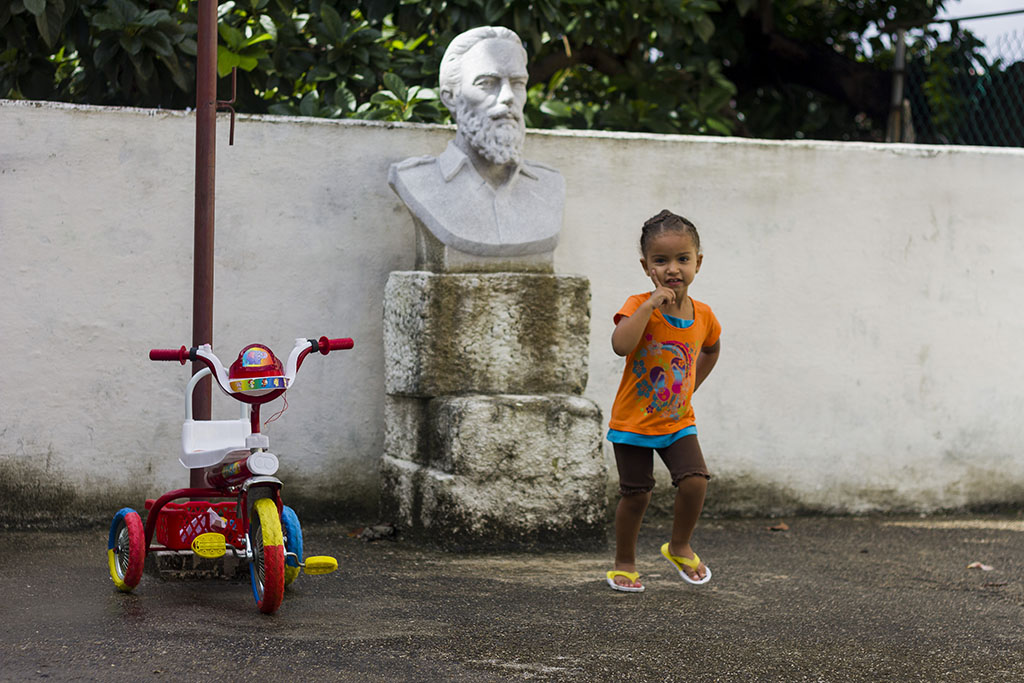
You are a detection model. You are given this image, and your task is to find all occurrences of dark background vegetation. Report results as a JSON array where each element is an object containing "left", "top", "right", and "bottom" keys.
[{"left": 2, "top": 0, "right": 1020, "bottom": 143}]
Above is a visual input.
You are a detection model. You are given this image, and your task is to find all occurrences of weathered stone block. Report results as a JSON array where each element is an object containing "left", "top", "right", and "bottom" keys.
[
  {"left": 379, "top": 453, "right": 607, "bottom": 549},
  {"left": 383, "top": 395, "right": 428, "bottom": 465},
  {"left": 380, "top": 393, "right": 607, "bottom": 548},
  {"left": 385, "top": 394, "right": 603, "bottom": 480},
  {"left": 383, "top": 271, "right": 591, "bottom": 397}
]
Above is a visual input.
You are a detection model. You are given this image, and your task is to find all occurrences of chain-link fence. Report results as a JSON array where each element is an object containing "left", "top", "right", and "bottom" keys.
[{"left": 899, "top": 30, "right": 1024, "bottom": 147}]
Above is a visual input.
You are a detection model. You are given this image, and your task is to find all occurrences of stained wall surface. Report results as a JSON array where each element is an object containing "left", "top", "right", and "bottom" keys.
[{"left": 2, "top": 100, "right": 1023, "bottom": 521}]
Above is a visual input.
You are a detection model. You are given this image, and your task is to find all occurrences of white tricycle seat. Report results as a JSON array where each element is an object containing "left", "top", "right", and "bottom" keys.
[
  {"left": 178, "top": 367, "right": 252, "bottom": 470},
  {"left": 180, "top": 418, "right": 251, "bottom": 470}
]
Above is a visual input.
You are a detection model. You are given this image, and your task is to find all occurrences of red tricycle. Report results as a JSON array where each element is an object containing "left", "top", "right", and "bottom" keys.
[{"left": 107, "top": 336, "right": 353, "bottom": 614}]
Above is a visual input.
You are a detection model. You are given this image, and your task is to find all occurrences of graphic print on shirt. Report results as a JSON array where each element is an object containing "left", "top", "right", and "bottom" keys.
[{"left": 631, "top": 334, "right": 695, "bottom": 420}]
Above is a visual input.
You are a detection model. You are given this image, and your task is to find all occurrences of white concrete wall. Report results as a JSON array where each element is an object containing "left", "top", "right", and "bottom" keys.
[{"left": 3, "top": 100, "right": 1024, "bottom": 521}]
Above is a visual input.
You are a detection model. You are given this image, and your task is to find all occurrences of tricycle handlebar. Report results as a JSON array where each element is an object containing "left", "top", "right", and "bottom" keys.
[
  {"left": 149, "top": 337, "right": 353, "bottom": 403},
  {"left": 316, "top": 337, "right": 354, "bottom": 354},
  {"left": 149, "top": 347, "right": 189, "bottom": 364}
]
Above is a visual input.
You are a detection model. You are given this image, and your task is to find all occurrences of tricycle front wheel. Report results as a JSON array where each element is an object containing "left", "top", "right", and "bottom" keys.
[
  {"left": 249, "top": 497, "right": 285, "bottom": 614},
  {"left": 107, "top": 508, "right": 144, "bottom": 592}
]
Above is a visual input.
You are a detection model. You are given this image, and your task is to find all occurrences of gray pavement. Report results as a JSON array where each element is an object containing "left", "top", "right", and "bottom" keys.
[{"left": 2, "top": 514, "right": 1023, "bottom": 681}]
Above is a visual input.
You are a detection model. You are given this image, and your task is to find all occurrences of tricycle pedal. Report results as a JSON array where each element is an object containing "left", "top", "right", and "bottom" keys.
[
  {"left": 302, "top": 555, "right": 338, "bottom": 575},
  {"left": 191, "top": 532, "right": 227, "bottom": 558}
]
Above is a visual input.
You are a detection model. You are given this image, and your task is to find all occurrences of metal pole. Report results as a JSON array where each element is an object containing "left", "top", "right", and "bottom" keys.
[
  {"left": 191, "top": 0, "right": 217, "bottom": 487},
  {"left": 886, "top": 28, "right": 907, "bottom": 142}
]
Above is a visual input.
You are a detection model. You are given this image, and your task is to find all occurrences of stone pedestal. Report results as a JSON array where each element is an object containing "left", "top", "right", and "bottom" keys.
[{"left": 380, "top": 271, "right": 607, "bottom": 549}]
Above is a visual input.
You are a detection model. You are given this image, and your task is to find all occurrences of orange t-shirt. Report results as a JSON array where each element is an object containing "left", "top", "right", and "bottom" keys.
[{"left": 608, "top": 294, "right": 721, "bottom": 436}]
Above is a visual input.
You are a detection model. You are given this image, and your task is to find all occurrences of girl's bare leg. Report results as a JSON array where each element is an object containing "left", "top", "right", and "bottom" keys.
[
  {"left": 668, "top": 475, "right": 708, "bottom": 580},
  {"left": 613, "top": 491, "right": 652, "bottom": 586}
]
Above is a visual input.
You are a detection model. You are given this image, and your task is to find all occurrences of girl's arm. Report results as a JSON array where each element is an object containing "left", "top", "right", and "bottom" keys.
[
  {"left": 611, "top": 303, "right": 655, "bottom": 356},
  {"left": 612, "top": 275, "right": 676, "bottom": 356},
  {"left": 693, "top": 339, "right": 720, "bottom": 391}
]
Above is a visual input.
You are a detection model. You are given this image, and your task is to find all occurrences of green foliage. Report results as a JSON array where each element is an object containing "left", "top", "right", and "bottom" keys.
[
  {"left": 0, "top": 0, "right": 1005, "bottom": 141},
  {"left": 1, "top": 0, "right": 196, "bottom": 107},
  {"left": 904, "top": 27, "right": 1024, "bottom": 146},
  {"left": 360, "top": 72, "right": 441, "bottom": 121}
]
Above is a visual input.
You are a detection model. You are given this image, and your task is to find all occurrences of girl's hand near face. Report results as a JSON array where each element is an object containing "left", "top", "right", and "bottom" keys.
[
  {"left": 648, "top": 272, "right": 676, "bottom": 309},
  {"left": 611, "top": 271, "right": 677, "bottom": 357}
]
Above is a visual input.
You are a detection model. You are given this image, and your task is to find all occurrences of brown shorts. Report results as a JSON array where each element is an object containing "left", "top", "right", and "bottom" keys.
[{"left": 612, "top": 435, "right": 710, "bottom": 496}]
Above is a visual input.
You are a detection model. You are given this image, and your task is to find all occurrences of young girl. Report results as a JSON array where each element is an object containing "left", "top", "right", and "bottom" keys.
[{"left": 605, "top": 210, "right": 721, "bottom": 593}]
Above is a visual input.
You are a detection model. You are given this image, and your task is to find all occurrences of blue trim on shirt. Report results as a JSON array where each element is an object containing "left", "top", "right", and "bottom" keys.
[
  {"left": 606, "top": 425, "right": 697, "bottom": 448},
  {"left": 663, "top": 313, "right": 694, "bottom": 328}
]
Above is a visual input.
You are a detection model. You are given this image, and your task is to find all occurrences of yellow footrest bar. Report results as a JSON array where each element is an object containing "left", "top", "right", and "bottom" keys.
[
  {"left": 303, "top": 555, "right": 338, "bottom": 575},
  {"left": 191, "top": 532, "right": 227, "bottom": 558}
]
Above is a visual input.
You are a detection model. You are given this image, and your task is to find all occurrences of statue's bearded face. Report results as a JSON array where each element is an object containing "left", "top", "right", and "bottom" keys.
[
  {"left": 456, "top": 97, "right": 525, "bottom": 166},
  {"left": 448, "top": 37, "right": 529, "bottom": 167}
]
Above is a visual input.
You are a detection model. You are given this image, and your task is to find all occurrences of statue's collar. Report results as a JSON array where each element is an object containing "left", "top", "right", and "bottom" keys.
[{"left": 439, "top": 141, "right": 537, "bottom": 184}]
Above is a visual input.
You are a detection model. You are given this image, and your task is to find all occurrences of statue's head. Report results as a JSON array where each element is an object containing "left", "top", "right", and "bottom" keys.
[{"left": 439, "top": 26, "right": 529, "bottom": 166}]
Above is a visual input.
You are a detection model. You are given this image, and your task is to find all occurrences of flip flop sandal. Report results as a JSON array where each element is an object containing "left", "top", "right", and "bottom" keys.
[
  {"left": 606, "top": 569, "right": 645, "bottom": 592},
  {"left": 660, "top": 543, "right": 712, "bottom": 585}
]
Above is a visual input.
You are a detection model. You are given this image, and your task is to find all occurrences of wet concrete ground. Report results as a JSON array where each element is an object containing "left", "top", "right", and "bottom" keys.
[{"left": 2, "top": 514, "right": 1023, "bottom": 681}]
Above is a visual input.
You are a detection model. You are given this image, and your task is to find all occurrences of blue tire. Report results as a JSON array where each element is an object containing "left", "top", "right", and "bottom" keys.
[{"left": 281, "top": 505, "right": 303, "bottom": 587}]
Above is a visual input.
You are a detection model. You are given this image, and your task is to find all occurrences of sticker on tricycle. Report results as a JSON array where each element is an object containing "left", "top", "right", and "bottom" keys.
[{"left": 191, "top": 532, "right": 227, "bottom": 558}]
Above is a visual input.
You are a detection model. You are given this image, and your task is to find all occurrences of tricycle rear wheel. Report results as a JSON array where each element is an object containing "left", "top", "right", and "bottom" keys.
[{"left": 107, "top": 508, "right": 144, "bottom": 592}]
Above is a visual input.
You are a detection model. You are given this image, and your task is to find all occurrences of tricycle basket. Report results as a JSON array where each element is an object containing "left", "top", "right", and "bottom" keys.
[{"left": 148, "top": 500, "right": 245, "bottom": 550}]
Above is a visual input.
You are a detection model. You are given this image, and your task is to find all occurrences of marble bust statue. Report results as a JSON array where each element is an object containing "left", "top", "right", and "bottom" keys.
[{"left": 388, "top": 26, "right": 566, "bottom": 258}]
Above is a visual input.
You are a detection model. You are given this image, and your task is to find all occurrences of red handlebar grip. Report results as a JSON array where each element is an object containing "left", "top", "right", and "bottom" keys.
[
  {"left": 149, "top": 346, "right": 188, "bottom": 364},
  {"left": 317, "top": 336, "right": 354, "bottom": 355}
]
